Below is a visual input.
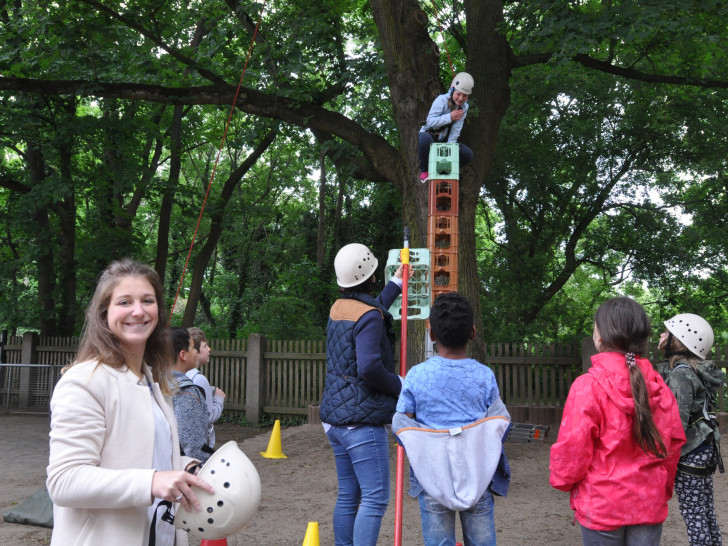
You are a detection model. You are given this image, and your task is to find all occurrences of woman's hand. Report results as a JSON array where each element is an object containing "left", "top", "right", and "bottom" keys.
[
  {"left": 152, "top": 470, "right": 215, "bottom": 512},
  {"left": 393, "top": 264, "right": 414, "bottom": 280}
]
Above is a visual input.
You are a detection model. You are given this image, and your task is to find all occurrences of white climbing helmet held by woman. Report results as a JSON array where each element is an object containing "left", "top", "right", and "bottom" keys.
[
  {"left": 334, "top": 243, "right": 378, "bottom": 288},
  {"left": 451, "top": 72, "right": 474, "bottom": 95},
  {"left": 174, "top": 441, "right": 261, "bottom": 540},
  {"left": 664, "top": 313, "right": 714, "bottom": 359}
]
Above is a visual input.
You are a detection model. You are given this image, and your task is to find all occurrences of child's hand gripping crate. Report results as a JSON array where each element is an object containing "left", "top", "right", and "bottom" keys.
[{"left": 384, "top": 248, "right": 431, "bottom": 320}]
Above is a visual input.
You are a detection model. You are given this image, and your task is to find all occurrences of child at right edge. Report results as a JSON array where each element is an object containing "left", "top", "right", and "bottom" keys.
[{"left": 393, "top": 292, "right": 511, "bottom": 546}]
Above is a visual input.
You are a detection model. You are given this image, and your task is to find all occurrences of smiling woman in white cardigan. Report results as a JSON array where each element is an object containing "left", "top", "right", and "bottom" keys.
[{"left": 46, "top": 259, "right": 214, "bottom": 546}]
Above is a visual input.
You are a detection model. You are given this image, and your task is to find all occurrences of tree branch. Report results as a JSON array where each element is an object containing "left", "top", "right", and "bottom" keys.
[
  {"left": 0, "top": 176, "right": 30, "bottom": 193},
  {"left": 0, "top": 76, "right": 400, "bottom": 181},
  {"left": 513, "top": 51, "right": 728, "bottom": 88},
  {"left": 78, "top": 0, "right": 228, "bottom": 86}
]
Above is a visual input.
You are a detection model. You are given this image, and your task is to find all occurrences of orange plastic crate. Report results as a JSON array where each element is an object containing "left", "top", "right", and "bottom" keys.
[
  {"left": 428, "top": 178, "right": 459, "bottom": 216},
  {"left": 427, "top": 215, "right": 459, "bottom": 251}
]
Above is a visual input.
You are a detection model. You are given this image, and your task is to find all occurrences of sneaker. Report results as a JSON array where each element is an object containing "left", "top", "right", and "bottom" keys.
[{"left": 419, "top": 172, "right": 429, "bottom": 181}]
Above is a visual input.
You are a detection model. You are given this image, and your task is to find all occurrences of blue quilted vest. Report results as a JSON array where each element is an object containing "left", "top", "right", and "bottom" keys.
[{"left": 319, "top": 293, "right": 397, "bottom": 426}]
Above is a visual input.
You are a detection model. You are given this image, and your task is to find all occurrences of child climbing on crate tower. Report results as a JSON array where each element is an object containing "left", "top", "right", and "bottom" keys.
[{"left": 418, "top": 72, "right": 475, "bottom": 182}]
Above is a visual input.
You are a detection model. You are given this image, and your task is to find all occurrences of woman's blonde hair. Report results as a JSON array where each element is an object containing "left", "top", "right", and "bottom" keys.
[{"left": 70, "top": 259, "right": 173, "bottom": 393}]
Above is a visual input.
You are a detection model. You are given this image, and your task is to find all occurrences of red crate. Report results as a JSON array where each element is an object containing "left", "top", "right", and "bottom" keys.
[
  {"left": 432, "top": 268, "right": 458, "bottom": 289},
  {"left": 431, "top": 248, "right": 458, "bottom": 295},
  {"left": 430, "top": 249, "right": 457, "bottom": 269},
  {"left": 428, "top": 178, "right": 459, "bottom": 216},
  {"left": 428, "top": 215, "right": 459, "bottom": 252}
]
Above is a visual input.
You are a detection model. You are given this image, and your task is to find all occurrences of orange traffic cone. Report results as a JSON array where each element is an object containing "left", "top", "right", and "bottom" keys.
[
  {"left": 301, "top": 521, "right": 320, "bottom": 546},
  {"left": 260, "top": 419, "right": 287, "bottom": 459},
  {"left": 200, "top": 539, "right": 228, "bottom": 546}
]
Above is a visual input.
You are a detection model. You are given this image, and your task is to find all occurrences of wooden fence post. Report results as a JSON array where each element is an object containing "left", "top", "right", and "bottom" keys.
[
  {"left": 581, "top": 336, "right": 597, "bottom": 373},
  {"left": 19, "top": 331, "right": 39, "bottom": 409},
  {"left": 0, "top": 330, "right": 7, "bottom": 364},
  {"left": 245, "top": 333, "right": 266, "bottom": 424}
]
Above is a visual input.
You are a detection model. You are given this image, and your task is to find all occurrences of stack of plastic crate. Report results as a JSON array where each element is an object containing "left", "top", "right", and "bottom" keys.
[{"left": 427, "top": 143, "right": 460, "bottom": 301}]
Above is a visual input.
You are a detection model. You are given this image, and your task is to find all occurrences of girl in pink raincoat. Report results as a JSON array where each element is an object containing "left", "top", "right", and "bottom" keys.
[{"left": 550, "top": 297, "right": 686, "bottom": 545}]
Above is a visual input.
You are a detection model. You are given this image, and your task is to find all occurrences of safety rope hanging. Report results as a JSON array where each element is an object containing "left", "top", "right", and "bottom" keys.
[{"left": 169, "top": 0, "right": 268, "bottom": 322}]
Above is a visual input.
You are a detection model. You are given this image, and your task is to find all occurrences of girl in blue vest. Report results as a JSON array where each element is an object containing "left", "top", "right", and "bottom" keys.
[
  {"left": 319, "top": 243, "right": 406, "bottom": 546},
  {"left": 418, "top": 72, "right": 474, "bottom": 181}
]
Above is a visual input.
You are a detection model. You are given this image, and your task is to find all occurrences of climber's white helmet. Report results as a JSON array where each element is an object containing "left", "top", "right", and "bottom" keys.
[
  {"left": 451, "top": 72, "right": 474, "bottom": 95},
  {"left": 664, "top": 313, "right": 714, "bottom": 359},
  {"left": 174, "top": 441, "right": 261, "bottom": 539},
  {"left": 334, "top": 243, "right": 378, "bottom": 288}
]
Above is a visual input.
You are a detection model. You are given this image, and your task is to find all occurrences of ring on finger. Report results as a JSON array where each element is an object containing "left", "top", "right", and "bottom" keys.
[{"left": 174, "top": 494, "right": 184, "bottom": 501}]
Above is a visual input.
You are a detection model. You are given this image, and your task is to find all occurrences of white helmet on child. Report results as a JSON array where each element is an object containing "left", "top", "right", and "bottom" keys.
[
  {"left": 664, "top": 313, "right": 714, "bottom": 359},
  {"left": 451, "top": 72, "right": 474, "bottom": 95},
  {"left": 334, "top": 243, "right": 378, "bottom": 288},
  {"left": 174, "top": 441, "right": 261, "bottom": 539}
]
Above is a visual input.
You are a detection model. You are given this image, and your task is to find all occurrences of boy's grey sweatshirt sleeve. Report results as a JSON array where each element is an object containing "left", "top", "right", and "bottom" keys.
[{"left": 173, "top": 389, "right": 210, "bottom": 462}]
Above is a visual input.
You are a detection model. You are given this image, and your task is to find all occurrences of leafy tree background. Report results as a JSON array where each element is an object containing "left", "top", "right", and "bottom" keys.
[{"left": 1, "top": 0, "right": 727, "bottom": 354}]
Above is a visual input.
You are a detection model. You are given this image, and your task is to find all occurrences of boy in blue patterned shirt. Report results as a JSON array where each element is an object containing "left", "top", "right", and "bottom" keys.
[{"left": 395, "top": 292, "right": 509, "bottom": 546}]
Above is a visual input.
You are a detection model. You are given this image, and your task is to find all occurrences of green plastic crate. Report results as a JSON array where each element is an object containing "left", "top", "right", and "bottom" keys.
[
  {"left": 384, "top": 248, "right": 431, "bottom": 320},
  {"left": 427, "top": 143, "right": 460, "bottom": 180}
]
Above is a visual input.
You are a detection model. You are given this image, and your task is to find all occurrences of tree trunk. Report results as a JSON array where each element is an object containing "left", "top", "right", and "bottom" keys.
[
  {"left": 27, "top": 141, "right": 57, "bottom": 336},
  {"left": 55, "top": 98, "right": 78, "bottom": 335},
  {"left": 459, "top": 0, "right": 514, "bottom": 360},
  {"left": 316, "top": 148, "right": 327, "bottom": 268},
  {"left": 155, "top": 20, "right": 210, "bottom": 281},
  {"left": 368, "top": 0, "right": 445, "bottom": 363},
  {"left": 182, "top": 130, "right": 277, "bottom": 326},
  {"left": 156, "top": 102, "right": 183, "bottom": 282}
]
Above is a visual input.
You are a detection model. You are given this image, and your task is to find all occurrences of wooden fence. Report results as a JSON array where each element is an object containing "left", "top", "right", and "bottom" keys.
[{"left": 2, "top": 332, "right": 728, "bottom": 426}]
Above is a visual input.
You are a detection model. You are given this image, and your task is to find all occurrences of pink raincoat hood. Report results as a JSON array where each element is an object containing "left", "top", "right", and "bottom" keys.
[{"left": 588, "top": 351, "right": 665, "bottom": 416}]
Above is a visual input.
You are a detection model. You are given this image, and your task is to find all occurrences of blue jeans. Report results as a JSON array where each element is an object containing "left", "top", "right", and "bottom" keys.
[
  {"left": 418, "top": 489, "right": 496, "bottom": 546},
  {"left": 325, "top": 424, "right": 390, "bottom": 546}
]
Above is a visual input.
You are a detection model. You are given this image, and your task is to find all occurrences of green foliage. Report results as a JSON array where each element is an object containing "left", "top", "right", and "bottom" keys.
[
  {"left": 218, "top": 410, "right": 305, "bottom": 428},
  {"left": 1, "top": 0, "right": 728, "bottom": 347},
  {"left": 477, "top": 52, "right": 728, "bottom": 341},
  {"left": 259, "top": 414, "right": 308, "bottom": 427}
]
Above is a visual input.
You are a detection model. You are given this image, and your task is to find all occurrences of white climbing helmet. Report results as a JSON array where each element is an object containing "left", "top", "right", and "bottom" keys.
[
  {"left": 664, "top": 313, "right": 714, "bottom": 359},
  {"left": 451, "top": 72, "right": 474, "bottom": 95},
  {"left": 334, "top": 243, "right": 378, "bottom": 288},
  {"left": 174, "top": 441, "right": 261, "bottom": 540}
]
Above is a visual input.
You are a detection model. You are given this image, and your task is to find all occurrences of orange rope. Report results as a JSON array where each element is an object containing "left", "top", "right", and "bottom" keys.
[
  {"left": 430, "top": 0, "right": 455, "bottom": 78},
  {"left": 169, "top": 1, "right": 268, "bottom": 322}
]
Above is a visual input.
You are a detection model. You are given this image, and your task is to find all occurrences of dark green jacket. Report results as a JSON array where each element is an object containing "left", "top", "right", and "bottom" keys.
[{"left": 657, "top": 359, "right": 725, "bottom": 456}]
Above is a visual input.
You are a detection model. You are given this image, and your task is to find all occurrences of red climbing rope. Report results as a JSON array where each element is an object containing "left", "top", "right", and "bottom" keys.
[
  {"left": 169, "top": 1, "right": 268, "bottom": 322},
  {"left": 430, "top": 0, "right": 456, "bottom": 78}
]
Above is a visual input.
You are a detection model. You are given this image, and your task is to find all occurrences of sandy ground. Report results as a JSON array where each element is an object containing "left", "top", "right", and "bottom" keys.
[{"left": 1, "top": 414, "right": 726, "bottom": 545}]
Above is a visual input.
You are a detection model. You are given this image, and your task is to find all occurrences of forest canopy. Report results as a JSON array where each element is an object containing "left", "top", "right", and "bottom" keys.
[{"left": 1, "top": 0, "right": 727, "bottom": 350}]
